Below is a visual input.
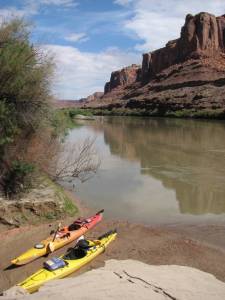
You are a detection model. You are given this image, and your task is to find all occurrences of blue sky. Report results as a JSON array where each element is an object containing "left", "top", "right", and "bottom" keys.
[{"left": 0, "top": 0, "right": 225, "bottom": 99}]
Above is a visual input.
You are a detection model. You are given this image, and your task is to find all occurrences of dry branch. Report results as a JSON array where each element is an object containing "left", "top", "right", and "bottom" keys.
[{"left": 49, "top": 137, "right": 100, "bottom": 182}]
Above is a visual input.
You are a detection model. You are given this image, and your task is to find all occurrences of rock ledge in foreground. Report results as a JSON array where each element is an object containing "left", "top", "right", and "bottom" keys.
[{"left": 2, "top": 259, "right": 225, "bottom": 300}]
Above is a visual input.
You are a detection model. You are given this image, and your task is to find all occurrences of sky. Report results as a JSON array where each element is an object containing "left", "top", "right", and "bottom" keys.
[{"left": 0, "top": 0, "right": 225, "bottom": 99}]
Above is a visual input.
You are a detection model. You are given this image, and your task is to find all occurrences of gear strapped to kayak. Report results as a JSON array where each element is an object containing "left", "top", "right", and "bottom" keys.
[
  {"left": 44, "top": 257, "right": 67, "bottom": 271},
  {"left": 63, "top": 239, "right": 91, "bottom": 260}
]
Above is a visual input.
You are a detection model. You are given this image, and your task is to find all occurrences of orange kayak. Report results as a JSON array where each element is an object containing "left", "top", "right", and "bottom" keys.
[{"left": 11, "top": 210, "right": 104, "bottom": 265}]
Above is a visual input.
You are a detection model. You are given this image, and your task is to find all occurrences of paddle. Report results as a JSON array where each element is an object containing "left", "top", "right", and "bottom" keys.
[
  {"left": 47, "top": 223, "right": 61, "bottom": 253},
  {"left": 52, "top": 223, "right": 61, "bottom": 242}
]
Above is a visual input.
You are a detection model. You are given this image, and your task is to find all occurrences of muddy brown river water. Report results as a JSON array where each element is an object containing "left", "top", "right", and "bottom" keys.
[{"left": 63, "top": 117, "right": 225, "bottom": 225}]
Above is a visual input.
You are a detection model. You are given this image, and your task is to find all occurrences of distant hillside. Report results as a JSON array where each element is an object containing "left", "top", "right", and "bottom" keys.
[
  {"left": 54, "top": 99, "right": 82, "bottom": 108},
  {"left": 55, "top": 92, "right": 104, "bottom": 109},
  {"left": 81, "top": 12, "right": 225, "bottom": 118}
]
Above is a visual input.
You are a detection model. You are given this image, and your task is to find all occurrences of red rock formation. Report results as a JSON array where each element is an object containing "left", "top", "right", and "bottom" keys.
[
  {"left": 54, "top": 99, "right": 80, "bottom": 108},
  {"left": 104, "top": 64, "right": 141, "bottom": 94},
  {"left": 85, "top": 92, "right": 104, "bottom": 102},
  {"left": 55, "top": 92, "right": 103, "bottom": 108},
  {"left": 82, "top": 12, "right": 225, "bottom": 118},
  {"left": 142, "top": 12, "right": 225, "bottom": 82}
]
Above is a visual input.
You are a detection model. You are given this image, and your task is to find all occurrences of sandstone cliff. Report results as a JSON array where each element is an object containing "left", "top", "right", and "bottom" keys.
[
  {"left": 83, "top": 12, "right": 225, "bottom": 118},
  {"left": 104, "top": 64, "right": 141, "bottom": 94},
  {"left": 141, "top": 12, "right": 225, "bottom": 82}
]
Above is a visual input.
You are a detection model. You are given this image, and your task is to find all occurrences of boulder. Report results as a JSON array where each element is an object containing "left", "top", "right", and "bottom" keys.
[{"left": 3, "top": 260, "right": 225, "bottom": 300}]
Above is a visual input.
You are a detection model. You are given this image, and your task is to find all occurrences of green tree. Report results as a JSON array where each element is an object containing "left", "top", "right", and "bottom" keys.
[{"left": 0, "top": 18, "right": 54, "bottom": 195}]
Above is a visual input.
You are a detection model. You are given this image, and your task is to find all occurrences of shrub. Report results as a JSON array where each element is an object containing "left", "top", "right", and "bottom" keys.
[
  {"left": 0, "top": 101, "right": 18, "bottom": 149},
  {"left": 3, "top": 161, "right": 35, "bottom": 197},
  {"left": 0, "top": 18, "right": 54, "bottom": 155},
  {"left": 0, "top": 18, "right": 54, "bottom": 195}
]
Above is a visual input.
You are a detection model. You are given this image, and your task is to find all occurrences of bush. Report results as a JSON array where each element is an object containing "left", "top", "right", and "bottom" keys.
[
  {"left": 0, "top": 101, "right": 18, "bottom": 149},
  {"left": 0, "top": 18, "right": 54, "bottom": 195},
  {"left": 0, "top": 19, "right": 53, "bottom": 154},
  {"left": 3, "top": 161, "right": 35, "bottom": 197}
]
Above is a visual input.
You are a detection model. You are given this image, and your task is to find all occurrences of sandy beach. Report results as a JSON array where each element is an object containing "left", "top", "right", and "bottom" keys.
[{"left": 1, "top": 190, "right": 225, "bottom": 293}]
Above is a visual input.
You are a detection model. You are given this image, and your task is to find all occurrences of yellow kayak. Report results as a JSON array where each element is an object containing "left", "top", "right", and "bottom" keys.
[
  {"left": 18, "top": 230, "right": 117, "bottom": 293},
  {"left": 11, "top": 210, "right": 104, "bottom": 265}
]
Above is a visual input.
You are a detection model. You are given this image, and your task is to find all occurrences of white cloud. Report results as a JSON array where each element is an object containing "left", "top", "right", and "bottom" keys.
[
  {"left": 65, "top": 32, "right": 88, "bottom": 43},
  {"left": 44, "top": 44, "right": 140, "bottom": 99},
  {"left": 119, "top": 0, "right": 225, "bottom": 51},
  {"left": 0, "top": 0, "right": 78, "bottom": 21},
  {"left": 32, "top": 0, "right": 78, "bottom": 7},
  {"left": 0, "top": 7, "right": 27, "bottom": 21},
  {"left": 114, "top": 0, "right": 133, "bottom": 6}
]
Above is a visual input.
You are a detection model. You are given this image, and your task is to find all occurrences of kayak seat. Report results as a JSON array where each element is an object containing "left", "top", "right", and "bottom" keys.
[
  {"left": 66, "top": 248, "right": 87, "bottom": 259},
  {"left": 63, "top": 239, "right": 90, "bottom": 260},
  {"left": 68, "top": 223, "right": 81, "bottom": 231},
  {"left": 68, "top": 218, "right": 91, "bottom": 231}
]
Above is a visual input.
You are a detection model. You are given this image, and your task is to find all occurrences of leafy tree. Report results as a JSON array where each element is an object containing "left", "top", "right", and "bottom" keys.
[{"left": 0, "top": 18, "right": 54, "bottom": 195}]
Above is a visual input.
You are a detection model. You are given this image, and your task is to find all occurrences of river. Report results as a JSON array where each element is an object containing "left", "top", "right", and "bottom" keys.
[{"left": 63, "top": 116, "right": 225, "bottom": 225}]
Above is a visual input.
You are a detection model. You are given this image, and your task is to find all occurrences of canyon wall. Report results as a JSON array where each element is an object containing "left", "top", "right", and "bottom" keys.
[
  {"left": 81, "top": 12, "right": 225, "bottom": 118},
  {"left": 104, "top": 64, "right": 141, "bottom": 94},
  {"left": 142, "top": 12, "right": 225, "bottom": 82}
]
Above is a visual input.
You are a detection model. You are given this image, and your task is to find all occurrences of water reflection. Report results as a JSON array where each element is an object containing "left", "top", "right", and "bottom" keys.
[{"left": 67, "top": 117, "right": 225, "bottom": 224}]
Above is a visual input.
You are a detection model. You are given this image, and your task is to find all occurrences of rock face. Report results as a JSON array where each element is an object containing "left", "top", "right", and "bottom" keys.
[
  {"left": 54, "top": 99, "right": 81, "bottom": 108},
  {"left": 82, "top": 12, "right": 225, "bottom": 118},
  {"left": 142, "top": 12, "right": 225, "bottom": 82},
  {"left": 104, "top": 64, "right": 141, "bottom": 93},
  {"left": 85, "top": 92, "right": 104, "bottom": 102},
  {"left": 3, "top": 260, "right": 225, "bottom": 300}
]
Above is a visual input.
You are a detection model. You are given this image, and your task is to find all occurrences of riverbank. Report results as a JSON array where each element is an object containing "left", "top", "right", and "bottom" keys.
[
  {"left": 0, "top": 176, "right": 78, "bottom": 231},
  {"left": 1, "top": 189, "right": 225, "bottom": 293}
]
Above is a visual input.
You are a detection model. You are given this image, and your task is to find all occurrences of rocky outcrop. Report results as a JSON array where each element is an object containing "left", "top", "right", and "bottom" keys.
[
  {"left": 142, "top": 12, "right": 225, "bottom": 82},
  {"left": 54, "top": 99, "right": 81, "bottom": 108},
  {"left": 81, "top": 12, "right": 225, "bottom": 118},
  {"left": 0, "top": 179, "right": 77, "bottom": 230},
  {"left": 104, "top": 64, "right": 141, "bottom": 93},
  {"left": 55, "top": 92, "right": 104, "bottom": 108},
  {"left": 85, "top": 92, "right": 104, "bottom": 102},
  {"left": 3, "top": 260, "right": 225, "bottom": 299}
]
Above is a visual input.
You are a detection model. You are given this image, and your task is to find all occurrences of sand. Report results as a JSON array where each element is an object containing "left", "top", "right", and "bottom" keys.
[{"left": 1, "top": 190, "right": 225, "bottom": 293}]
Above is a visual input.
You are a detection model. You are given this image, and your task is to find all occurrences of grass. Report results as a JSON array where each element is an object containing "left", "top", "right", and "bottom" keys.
[
  {"left": 44, "top": 212, "right": 58, "bottom": 220},
  {"left": 51, "top": 181, "right": 78, "bottom": 217},
  {"left": 39, "top": 173, "right": 78, "bottom": 218},
  {"left": 63, "top": 193, "right": 78, "bottom": 217}
]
